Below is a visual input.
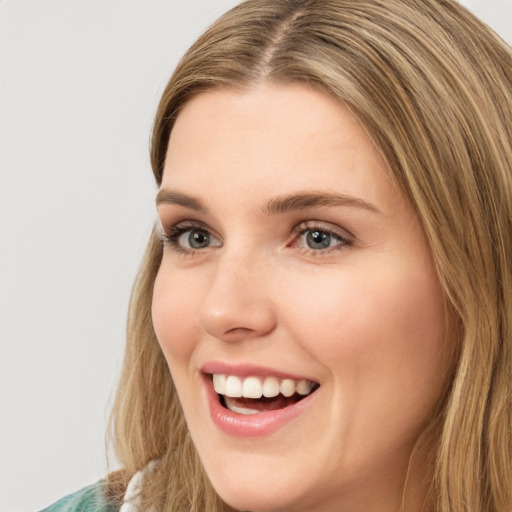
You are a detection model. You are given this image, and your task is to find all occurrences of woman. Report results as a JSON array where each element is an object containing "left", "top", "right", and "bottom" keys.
[{"left": 43, "top": 0, "right": 512, "bottom": 511}]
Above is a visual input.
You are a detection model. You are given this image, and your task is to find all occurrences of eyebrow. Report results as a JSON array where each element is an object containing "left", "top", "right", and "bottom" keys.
[
  {"left": 156, "top": 189, "right": 208, "bottom": 213},
  {"left": 156, "top": 189, "right": 380, "bottom": 215},
  {"left": 264, "top": 192, "right": 381, "bottom": 215}
]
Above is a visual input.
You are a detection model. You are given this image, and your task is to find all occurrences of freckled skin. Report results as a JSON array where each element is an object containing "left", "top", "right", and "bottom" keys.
[{"left": 152, "top": 84, "right": 451, "bottom": 512}]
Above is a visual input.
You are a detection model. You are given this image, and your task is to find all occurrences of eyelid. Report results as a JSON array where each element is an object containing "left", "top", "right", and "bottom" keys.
[
  {"left": 162, "top": 218, "right": 211, "bottom": 233},
  {"left": 291, "top": 220, "right": 353, "bottom": 238}
]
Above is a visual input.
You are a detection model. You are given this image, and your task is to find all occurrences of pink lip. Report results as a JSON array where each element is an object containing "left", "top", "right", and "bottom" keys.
[{"left": 200, "top": 365, "right": 319, "bottom": 438}]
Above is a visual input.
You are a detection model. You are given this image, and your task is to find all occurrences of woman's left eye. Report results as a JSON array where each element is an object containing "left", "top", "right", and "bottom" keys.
[{"left": 293, "top": 224, "right": 352, "bottom": 253}]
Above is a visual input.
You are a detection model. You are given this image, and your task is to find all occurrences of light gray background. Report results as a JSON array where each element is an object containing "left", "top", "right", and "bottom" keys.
[{"left": 1, "top": 1, "right": 510, "bottom": 511}]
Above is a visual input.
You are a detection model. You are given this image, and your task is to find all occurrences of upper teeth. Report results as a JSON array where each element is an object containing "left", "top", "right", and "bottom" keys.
[{"left": 212, "top": 374, "right": 316, "bottom": 399}]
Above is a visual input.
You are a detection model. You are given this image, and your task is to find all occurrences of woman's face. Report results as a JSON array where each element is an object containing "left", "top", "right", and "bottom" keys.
[{"left": 152, "top": 84, "right": 451, "bottom": 512}]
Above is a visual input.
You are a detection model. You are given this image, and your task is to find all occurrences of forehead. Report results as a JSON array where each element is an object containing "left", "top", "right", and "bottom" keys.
[
  {"left": 167, "top": 84, "right": 375, "bottom": 161},
  {"left": 162, "top": 84, "right": 400, "bottom": 214}
]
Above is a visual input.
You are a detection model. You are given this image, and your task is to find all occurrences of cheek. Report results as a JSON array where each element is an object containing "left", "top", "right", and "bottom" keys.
[
  {"left": 281, "top": 260, "right": 448, "bottom": 413},
  {"left": 152, "top": 263, "right": 197, "bottom": 363},
  {"left": 286, "top": 263, "right": 449, "bottom": 467},
  {"left": 284, "top": 261, "right": 444, "bottom": 345}
]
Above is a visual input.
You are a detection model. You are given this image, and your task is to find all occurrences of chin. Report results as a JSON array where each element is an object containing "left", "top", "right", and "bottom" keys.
[
  {"left": 203, "top": 459, "right": 316, "bottom": 512},
  {"left": 215, "top": 486, "right": 296, "bottom": 512}
]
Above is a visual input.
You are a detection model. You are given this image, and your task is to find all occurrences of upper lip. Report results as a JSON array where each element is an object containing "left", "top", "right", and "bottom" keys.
[{"left": 201, "top": 361, "right": 319, "bottom": 384}]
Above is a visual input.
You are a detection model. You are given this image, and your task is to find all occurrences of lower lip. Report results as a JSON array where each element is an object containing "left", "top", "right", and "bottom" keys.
[{"left": 203, "top": 375, "right": 318, "bottom": 437}]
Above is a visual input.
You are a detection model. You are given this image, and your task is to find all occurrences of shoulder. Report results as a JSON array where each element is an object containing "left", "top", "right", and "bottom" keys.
[{"left": 39, "top": 481, "right": 120, "bottom": 512}]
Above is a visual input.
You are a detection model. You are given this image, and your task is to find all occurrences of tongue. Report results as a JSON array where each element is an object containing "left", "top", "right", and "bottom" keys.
[{"left": 223, "top": 394, "right": 301, "bottom": 413}]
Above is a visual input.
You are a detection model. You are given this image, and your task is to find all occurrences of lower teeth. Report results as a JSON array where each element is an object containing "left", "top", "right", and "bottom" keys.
[
  {"left": 221, "top": 393, "right": 306, "bottom": 415},
  {"left": 225, "top": 402, "right": 260, "bottom": 415}
]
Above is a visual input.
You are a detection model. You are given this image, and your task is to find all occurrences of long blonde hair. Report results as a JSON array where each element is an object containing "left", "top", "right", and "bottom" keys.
[{"left": 108, "top": 1, "right": 512, "bottom": 510}]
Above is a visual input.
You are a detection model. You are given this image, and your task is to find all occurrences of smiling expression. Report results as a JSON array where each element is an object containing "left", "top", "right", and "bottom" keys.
[{"left": 151, "top": 84, "right": 452, "bottom": 512}]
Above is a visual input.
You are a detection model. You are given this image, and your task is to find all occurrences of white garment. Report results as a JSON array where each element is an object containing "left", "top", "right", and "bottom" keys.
[{"left": 119, "top": 461, "right": 157, "bottom": 512}]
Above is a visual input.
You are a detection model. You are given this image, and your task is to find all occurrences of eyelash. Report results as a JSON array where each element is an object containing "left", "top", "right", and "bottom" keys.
[{"left": 161, "top": 220, "right": 353, "bottom": 256}]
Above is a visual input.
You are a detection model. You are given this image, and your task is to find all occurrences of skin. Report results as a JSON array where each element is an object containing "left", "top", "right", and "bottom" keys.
[{"left": 152, "top": 84, "right": 452, "bottom": 512}]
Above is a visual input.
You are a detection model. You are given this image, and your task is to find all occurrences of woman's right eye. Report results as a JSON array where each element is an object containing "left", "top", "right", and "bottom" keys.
[{"left": 163, "top": 224, "right": 222, "bottom": 253}]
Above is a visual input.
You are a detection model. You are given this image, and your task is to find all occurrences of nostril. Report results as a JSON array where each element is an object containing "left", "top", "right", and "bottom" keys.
[
  {"left": 225, "top": 326, "right": 258, "bottom": 335},
  {"left": 222, "top": 326, "right": 270, "bottom": 341}
]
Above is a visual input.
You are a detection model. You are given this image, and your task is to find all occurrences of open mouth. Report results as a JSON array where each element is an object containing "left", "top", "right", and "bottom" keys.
[{"left": 211, "top": 374, "right": 320, "bottom": 416}]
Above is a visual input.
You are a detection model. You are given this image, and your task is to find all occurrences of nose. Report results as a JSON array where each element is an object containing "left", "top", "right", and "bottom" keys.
[{"left": 195, "top": 252, "right": 277, "bottom": 343}]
